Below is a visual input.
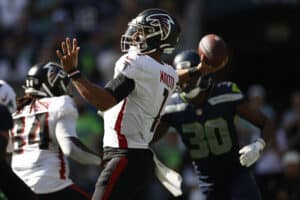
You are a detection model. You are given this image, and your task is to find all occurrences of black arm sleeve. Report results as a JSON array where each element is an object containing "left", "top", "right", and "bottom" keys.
[{"left": 104, "top": 73, "right": 135, "bottom": 103}]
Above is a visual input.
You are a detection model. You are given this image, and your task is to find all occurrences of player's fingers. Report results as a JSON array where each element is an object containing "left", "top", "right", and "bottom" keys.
[
  {"left": 239, "top": 148, "right": 246, "bottom": 154},
  {"left": 245, "top": 160, "right": 253, "bottom": 167},
  {"left": 240, "top": 158, "right": 246, "bottom": 166},
  {"left": 56, "top": 50, "right": 63, "bottom": 59},
  {"left": 72, "top": 38, "right": 77, "bottom": 52},
  {"left": 61, "top": 42, "right": 67, "bottom": 55},
  {"left": 74, "top": 46, "right": 80, "bottom": 59},
  {"left": 77, "top": 46, "right": 80, "bottom": 51},
  {"left": 240, "top": 156, "right": 250, "bottom": 166},
  {"left": 239, "top": 154, "right": 247, "bottom": 162},
  {"left": 240, "top": 160, "right": 246, "bottom": 166},
  {"left": 66, "top": 37, "right": 71, "bottom": 55}
]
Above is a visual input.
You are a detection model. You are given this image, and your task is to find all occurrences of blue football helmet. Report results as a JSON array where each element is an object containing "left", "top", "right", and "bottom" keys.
[{"left": 173, "top": 50, "right": 213, "bottom": 99}]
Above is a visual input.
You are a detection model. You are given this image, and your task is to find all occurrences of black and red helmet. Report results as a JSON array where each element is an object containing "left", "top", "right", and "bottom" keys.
[
  {"left": 24, "top": 62, "right": 69, "bottom": 97},
  {"left": 121, "top": 8, "right": 181, "bottom": 54}
]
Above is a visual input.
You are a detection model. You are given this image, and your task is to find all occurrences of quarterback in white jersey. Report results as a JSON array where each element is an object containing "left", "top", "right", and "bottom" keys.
[
  {"left": 103, "top": 51, "right": 178, "bottom": 149},
  {"left": 57, "top": 8, "right": 220, "bottom": 200},
  {"left": 10, "top": 62, "right": 101, "bottom": 200}
]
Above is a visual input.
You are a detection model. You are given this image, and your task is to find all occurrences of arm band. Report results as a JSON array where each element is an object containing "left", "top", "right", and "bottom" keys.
[
  {"left": 67, "top": 68, "right": 82, "bottom": 80},
  {"left": 104, "top": 73, "right": 135, "bottom": 102}
]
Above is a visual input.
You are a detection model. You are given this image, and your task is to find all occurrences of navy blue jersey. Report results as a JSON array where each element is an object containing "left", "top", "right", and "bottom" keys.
[{"left": 162, "top": 82, "right": 247, "bottom": 180}]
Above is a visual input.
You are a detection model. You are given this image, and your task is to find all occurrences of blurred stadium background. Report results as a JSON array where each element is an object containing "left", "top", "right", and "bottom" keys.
[{"left": 0, "top": 0, "right": 299, "bottom": 199}]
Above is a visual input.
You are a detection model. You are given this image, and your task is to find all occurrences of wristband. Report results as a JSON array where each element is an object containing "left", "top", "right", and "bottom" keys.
[
  {"left": 67, "top": 69, "right": 82, "bottom": 80},
  {"left": 256, "top": 138, "right": 266, "bottom": 152},
  {"left": 188, "top": 67, "right": 201, "bottom": 77}
]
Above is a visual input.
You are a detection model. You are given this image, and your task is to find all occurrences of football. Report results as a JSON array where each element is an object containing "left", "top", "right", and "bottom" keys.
[{"left": 198, "top": 34, "right": 228, "bottom": 68}]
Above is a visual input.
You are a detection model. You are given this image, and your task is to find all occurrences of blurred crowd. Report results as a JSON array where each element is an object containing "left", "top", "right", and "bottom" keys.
[{"left": 0, "top": 0, "right": 299, "bottom": 200}]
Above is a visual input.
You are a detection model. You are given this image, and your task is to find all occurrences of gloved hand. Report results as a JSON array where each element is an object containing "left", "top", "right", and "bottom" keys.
[{"left": 239, "top": 138, "right": 266, "bottom": 167}]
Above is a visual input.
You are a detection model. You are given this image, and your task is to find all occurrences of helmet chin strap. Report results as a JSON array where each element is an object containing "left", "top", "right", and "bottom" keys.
[{"left": 163, "top": 47, "right": 175, "bottom": 54}]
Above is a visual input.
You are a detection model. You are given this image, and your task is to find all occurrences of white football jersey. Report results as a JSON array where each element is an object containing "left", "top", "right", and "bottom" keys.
[
  {"left": 103, "top": 51, "right": 178, "bottom": 149},
  {"left": 10, "top": 95, "right": 77, "bottom": 194}
]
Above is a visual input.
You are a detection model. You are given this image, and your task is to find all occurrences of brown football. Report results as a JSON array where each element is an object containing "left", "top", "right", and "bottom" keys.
[{"left": 198, "top": 34, "right": 228, "bottom": 68}]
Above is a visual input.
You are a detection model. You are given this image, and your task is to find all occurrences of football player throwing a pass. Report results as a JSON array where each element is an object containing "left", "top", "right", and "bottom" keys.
[{"left": 56, "top": 8, "right": 222, "bottom": 200}]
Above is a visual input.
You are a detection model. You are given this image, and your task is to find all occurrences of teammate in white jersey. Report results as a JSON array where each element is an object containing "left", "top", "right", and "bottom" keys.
[
  {"left": 10, "top": 62, "right": 101, "bottom": 200},
  {"left": 56, "top": 8, "right": 222, "bottom": 200},
  {"left": 0, "top": 80, "right": 38, "bottom": 200}
]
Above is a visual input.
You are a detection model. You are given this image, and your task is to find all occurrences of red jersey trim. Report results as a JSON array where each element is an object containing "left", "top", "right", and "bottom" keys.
[
  {"left": 58, "top": 148, "right": 66, "bottom": 179},
  {"left": 69, "top": 184, "right": 92, "bottom": 199},
  {"left": 114, "top": 99, "right": 128, "bottom": 148}
]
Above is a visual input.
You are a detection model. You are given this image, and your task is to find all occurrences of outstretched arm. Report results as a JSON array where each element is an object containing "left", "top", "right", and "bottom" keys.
[
  {"left": 236, "top": 101, "right": 275, "bottom": 144},
  {"left": 236, "top": 101, "right": 275, "bottom": 167},
  {"left": 68, "top": 76, "right": 117, "bottom": 111},
  {"left": 56, "top": 37, "right": 117, "bottom": 111}
]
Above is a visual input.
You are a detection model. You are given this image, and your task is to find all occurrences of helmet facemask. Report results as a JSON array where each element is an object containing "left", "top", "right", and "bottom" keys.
[
  {"left": 120, "top": 9, "right": 180, "bottom": 55},
  {"left": 173, "top": 49, "right": 213, "bottom": 99},
  {"left": 121, "top": 22, "right": 156, "bottom": 54}
]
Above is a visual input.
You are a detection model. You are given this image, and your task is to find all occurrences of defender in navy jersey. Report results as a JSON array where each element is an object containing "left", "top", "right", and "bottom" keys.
[{"left": 153, "top": 50, "right": 275, "bottom": 200}]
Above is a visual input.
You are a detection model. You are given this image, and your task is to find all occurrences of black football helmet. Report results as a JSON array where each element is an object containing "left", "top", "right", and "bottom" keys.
[
  {"left": 173, "top": 50, "right": 213, "bottom": 99},
  {"left": 121, "top": 8, "right": 181, "bottom": 54},
  {"left": 24, "top": 62, "right": 69, "bottom": 97}
]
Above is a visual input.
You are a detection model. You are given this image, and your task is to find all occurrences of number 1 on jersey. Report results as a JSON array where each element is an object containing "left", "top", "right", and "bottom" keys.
[{"left": 150, "top": 88, "right": 169, "bottom": 132}]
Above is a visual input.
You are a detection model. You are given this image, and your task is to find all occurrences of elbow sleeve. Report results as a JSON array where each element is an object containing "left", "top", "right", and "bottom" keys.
[{"left": 104, "top": 73, "right": 135, "bottom": 102}]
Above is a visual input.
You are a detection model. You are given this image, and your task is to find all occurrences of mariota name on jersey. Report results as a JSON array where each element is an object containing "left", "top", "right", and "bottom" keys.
[
  {"left": 208, "top": 82, "right": 244, "bottom": 105},
  {"left": 160, "top": 71, "right": 175, "bottom": 89}
]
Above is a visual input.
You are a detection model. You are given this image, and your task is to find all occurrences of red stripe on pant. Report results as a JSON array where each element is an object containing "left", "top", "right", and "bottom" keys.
[
  {"left": 102, "top": 157, "right": 128, "bottom": 200},
  {"left": 70, "top": 184, "right": 92, "bottom": 199}
]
